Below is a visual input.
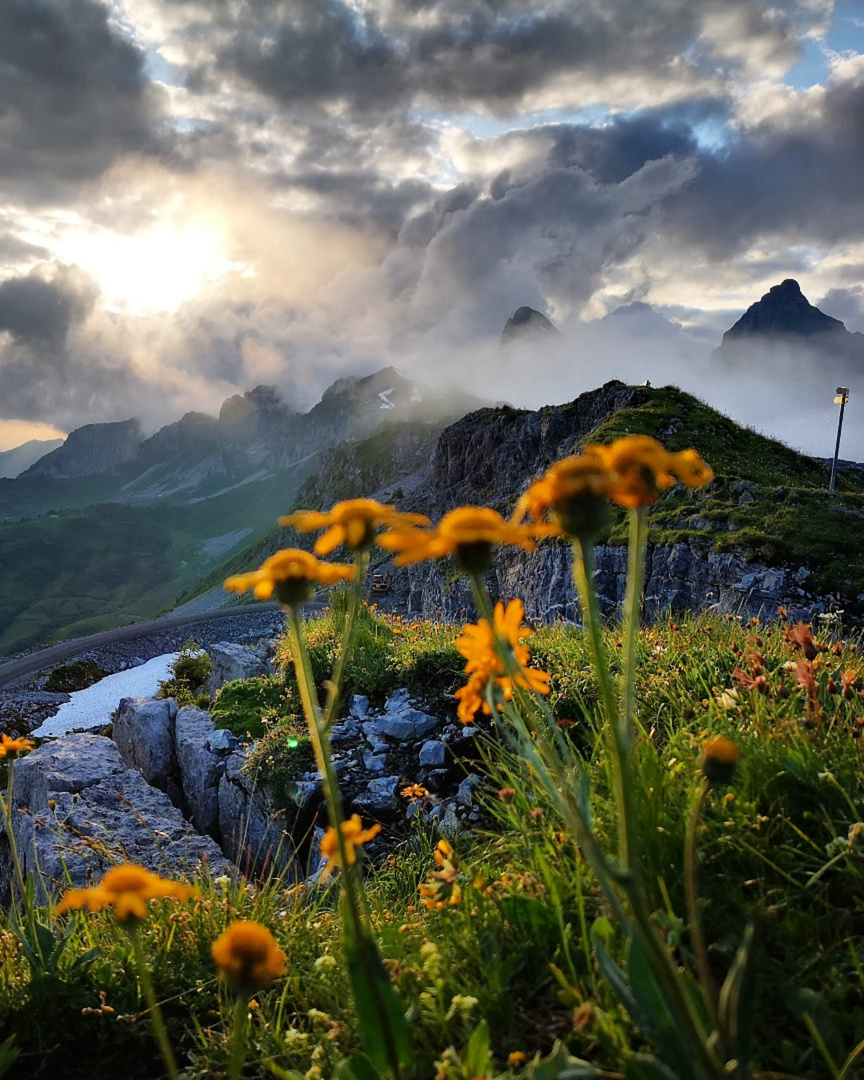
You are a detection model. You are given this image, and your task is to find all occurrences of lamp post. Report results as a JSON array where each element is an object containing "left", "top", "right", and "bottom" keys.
[{"left": 829, "top": 386, "right": 850, "bottom": 494}]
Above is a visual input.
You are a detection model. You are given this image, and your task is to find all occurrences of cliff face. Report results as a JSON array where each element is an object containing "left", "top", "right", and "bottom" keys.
[
  {"left": 22, "top": 420, "right": 143, "bottom": 479},
  {"left": 414, "top": 382, "right": 643, "bottom": 514},
  {"left": 391, "top": 540, "right": 820, "bottom": 624}
]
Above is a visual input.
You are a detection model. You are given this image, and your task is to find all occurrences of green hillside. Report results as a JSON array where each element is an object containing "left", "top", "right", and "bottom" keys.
[{"left": 0, "top": 464, "right": 317, "bottom": 655}]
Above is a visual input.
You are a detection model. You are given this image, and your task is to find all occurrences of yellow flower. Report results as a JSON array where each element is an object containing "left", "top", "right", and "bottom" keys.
[
  {"left": 508, "top": 1051, "right": 528, "bottom": 1068},
  {"left": 419, "top": 839, "right": 463, "bottom": 909},
  {"left": 0, "top": 734, "right": 35, "bottom": 759},
  {"left": 279, "top": 499, "right": 430, "bottom": 555},
  {"left": 515, "top": 438, "right": 713, "bottom": 529},
  {"left": 702, "top": 736, "right": 739, "bottom": 785},
  {"left": 319, "top": 815, "right": 381, "bottom": 879},
  {"left": 591, "top": 436, "right": 713, "bottom": 509},
  {"left": 54, "top": 864, "right": 198, "bottom": 923},
  {"left": 212, "top": 920, "right": 286, "bottom": 990},
  {"left": 224, "top": 549, "right": 354, "bottom": 607},
  {"left": 454, "top": 600, "right": 550, "bottom": 723},
  {"left": 513, "top": 454, "right": 612, "bottom": 539},
  {"left": 378, "top": 506, "right": 536, "bottom": 573},
  {"left": 401, "top": 784, "right": 430, "bottom": 800}
]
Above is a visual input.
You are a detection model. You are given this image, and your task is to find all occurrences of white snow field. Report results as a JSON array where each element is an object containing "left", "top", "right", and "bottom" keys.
[{"left": 32, "top": 653, "right": 179, "bottom": 738}]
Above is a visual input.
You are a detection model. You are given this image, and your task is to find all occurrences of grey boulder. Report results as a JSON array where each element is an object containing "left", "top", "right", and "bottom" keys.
[{"left": 207, "top": 642, "right": 269, "bottom": 696}]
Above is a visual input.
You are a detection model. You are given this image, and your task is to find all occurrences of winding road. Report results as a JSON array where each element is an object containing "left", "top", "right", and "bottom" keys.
[{"left": 0, "top": 603, "right": 283, "bottom": 687}]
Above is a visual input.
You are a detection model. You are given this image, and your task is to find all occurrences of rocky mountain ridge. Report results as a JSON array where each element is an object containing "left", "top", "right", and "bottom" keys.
[
  {"left": 0, "top": 438, "right": 64, "bottom": 479},
  {"left": 203, "top": 377, "right": 864, "bottom": 625},
  {"left": 713, "top": 278, "right": 864, "bottom": 371}
]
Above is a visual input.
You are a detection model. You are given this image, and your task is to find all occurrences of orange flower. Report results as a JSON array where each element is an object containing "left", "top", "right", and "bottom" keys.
[
  {"left": 0, "top": 734, "right": 35, "bottom": 759},
  {"left": 54, "top": 864, "right": 198, "bottom": 923},
  {"left": 419, "top": 839, "right": 463, "bottom": 909},
  {"left": 378, "top": 506, "right": 535, "bottom": 573},
  {"left": 224, "top": 549, "right": 354, "bottom": 607},
  {"left": 212, "top": 921, "right": 286, "bottom": 990},
  {"left": 319, "top": 815, "right": 381, "bottom": 879},
  {"left": 401, "top": 784, "right": 430, "bottom": 800},
  {"left": 454, "top": 599, "right": 550, "bottom": 723},
  {"left": 280, "top": 499, "right": 429, "bottom": 555},
  {"left": 701, "top": 736, "right": 739, "bottom": 785}
]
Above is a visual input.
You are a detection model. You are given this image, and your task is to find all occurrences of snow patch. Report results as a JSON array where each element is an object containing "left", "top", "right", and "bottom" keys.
[{"left": 32, "top": 653, "right": 179, "bottom": 738}]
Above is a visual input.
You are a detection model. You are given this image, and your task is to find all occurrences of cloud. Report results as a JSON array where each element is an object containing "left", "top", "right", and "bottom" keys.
[
  {"left": 0, "top": 0, "right": 167, "bottom": 205},
  {"left": 0, "top": 264, "right": 98, "bottom": 343}
]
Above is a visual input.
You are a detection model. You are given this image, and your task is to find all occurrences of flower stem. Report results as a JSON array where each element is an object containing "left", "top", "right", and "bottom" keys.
[
  {"left": 685, "top": 778, "right": 721, "bottom": 1040},
  {"left": 2, "top": 761, "right": 27, "bottom": 918},
  {"left": 285, "top": 603, "right": 402, "bottom": 1080},
  {"left": 228, "top": 990, "right": 251, "bottom": 1080},
  {"left": 129, "top": 925, "right": 178, "bottom": 1080},
  {"left": 322, "top": 551, "right": 369, "bottom": 731},
  {"left": 571, "top": 538, "right": 634, "bottom": 867}
]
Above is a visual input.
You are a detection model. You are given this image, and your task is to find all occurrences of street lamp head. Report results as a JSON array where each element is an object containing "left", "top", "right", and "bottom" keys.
[{"left": 835, "top": 387, "right": 850, "bottom": 405}]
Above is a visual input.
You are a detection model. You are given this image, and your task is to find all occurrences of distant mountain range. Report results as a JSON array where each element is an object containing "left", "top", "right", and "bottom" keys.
[
  {"left": 0, "top": 368, "right": 479, "bottom": 654},
  {"left": 0, "top": 438, "right": 64, "bottom": 479},
  {"left": 3, "top": 281, "right": 864, "bottom": 653}
]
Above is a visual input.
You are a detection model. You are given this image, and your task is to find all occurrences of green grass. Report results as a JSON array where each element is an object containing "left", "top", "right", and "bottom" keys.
[
  {"left": 2, "top": 613, "right": 864, "bottom": 1077},
  {"left": 0, "top": 466, "right": 314, "bottom": 655}
]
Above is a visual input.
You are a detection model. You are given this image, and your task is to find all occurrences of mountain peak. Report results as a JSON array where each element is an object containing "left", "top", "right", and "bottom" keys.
[
  {"left": 500, "top": 306, "right": 560, "bottom": 346},
  {"left": 723, "top": 279, "right": 846, "bottom": 341}
]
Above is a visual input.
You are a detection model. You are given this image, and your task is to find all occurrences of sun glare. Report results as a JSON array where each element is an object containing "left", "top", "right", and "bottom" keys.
[{"left": 58, "top": 225, "right": 243, "bottom": 314}]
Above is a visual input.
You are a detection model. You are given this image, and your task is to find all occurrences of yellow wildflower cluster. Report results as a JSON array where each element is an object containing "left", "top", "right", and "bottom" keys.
[
  {"left": 55, "top": 864, "right": 198, "bottom": 923},
  {"left": 319, "top": 814, "right": 381, "bottom": 879},
  {"left": 418, "top": 839, "right": 462, "bottom": 910},
  {"left": 455, "top": 599, "right": 551, "bottom": 725},
  {"left": 515, "top": 435, "right": 713, "bottom": 538}
]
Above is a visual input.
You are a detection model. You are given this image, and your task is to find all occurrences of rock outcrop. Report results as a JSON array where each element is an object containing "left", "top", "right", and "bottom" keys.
[
  {"left": 206, "top": 642, "right": 271, "bottom": 696},
  {"left": 1, "top": 734, "right": 230, "bottom": 903},
  {"left": 393, "top": 538, "right": 825, "bottom": 624},
  {"left": 22, "top": 419, "right": 143, "bottom": 478}
]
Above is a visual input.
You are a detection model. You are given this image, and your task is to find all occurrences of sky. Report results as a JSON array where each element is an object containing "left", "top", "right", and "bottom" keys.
[{"left": 2, "top": 0, "right": 864, "bottom": 457}]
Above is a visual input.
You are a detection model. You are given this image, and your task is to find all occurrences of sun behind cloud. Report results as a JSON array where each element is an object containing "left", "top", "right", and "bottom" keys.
[{"left": 55, "top": 223, "right": 246, "bottom": 315}]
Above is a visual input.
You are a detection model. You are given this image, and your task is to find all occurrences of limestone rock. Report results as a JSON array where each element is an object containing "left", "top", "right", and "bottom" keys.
[
  {"left": 353, "top": 775, "right": 400, "bottom": 815},
  {"left": 207, "top": 642, "right": 269, "bottom": 696},
  {"left": 174, "top": 706, "right": 223, "bottom": 840},
  {"left": 5, "top": 734, "right": 229, "bottom": 903},
  {"left": 419, "top": 740, "right": 446, "bottom": 767},
  {"left": 113, "top": 697, "right": 179, "bottom": 800}
]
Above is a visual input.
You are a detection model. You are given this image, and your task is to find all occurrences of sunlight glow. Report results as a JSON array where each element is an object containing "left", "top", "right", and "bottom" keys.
[{"left": 58, "top": 224, "right": 243, "bottom": 314}]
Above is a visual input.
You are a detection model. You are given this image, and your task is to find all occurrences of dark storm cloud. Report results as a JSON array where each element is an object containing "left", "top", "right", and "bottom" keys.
[
  {"left": 664, "top": 75, "right": 864, "bottom": 256},
  {"left": 0, "top": 265, "right": 98, "bottom": 344},
  {"left": 0, "top": 263, "right": 127, "bottom": 427},
  {"left": 0, "top": 0, "right": 167, "bottom": 204},
  {"left": 195, "top": 0, "right": 802, "bottom": 117}
]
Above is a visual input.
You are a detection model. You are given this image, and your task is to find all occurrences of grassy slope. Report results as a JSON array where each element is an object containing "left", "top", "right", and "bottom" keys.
[
  {"left": 176, "top": 421, "right": 441, "bottom": 605},
  {"left": 584, "top": 387, "right": 864, "bottom": 601},
  {"left": 3, "top": 612, "right": 863, "bottom": 1079},
  {"left": 0, "top": 464, "right": 316, "bottom": 655}
]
